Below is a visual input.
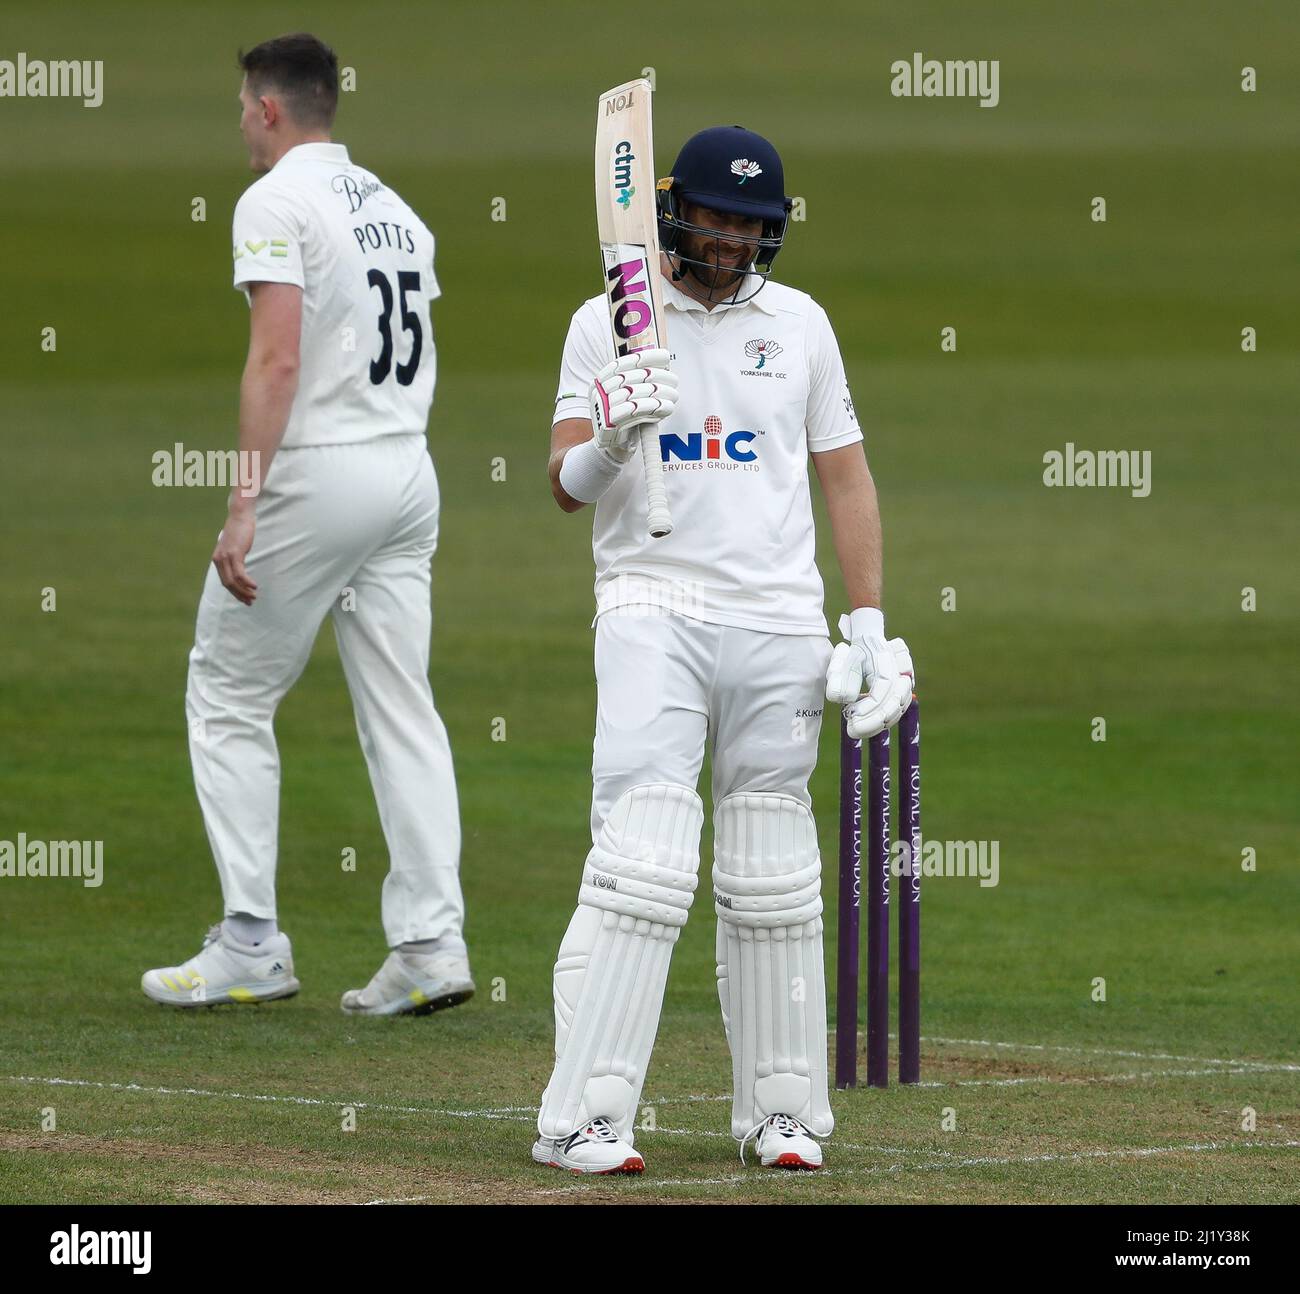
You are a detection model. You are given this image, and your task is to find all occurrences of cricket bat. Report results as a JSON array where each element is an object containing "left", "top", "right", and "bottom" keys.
[{"left": 594, "top": 78, "right": 673, "bottom": 539}]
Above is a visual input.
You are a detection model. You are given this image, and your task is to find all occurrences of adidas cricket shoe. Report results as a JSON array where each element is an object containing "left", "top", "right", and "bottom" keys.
[
  {"left": 142, "top": 923, "right": 299, "bottom": 1007},
  {"left": 741, "top": 1114, "right": 823, "bottom": 1170},
  {"left": 340, "top": 949, "right": 474, "bottom": 1016},
  {"left": 532, "top": 1118, "right": 645, "bottom": 1175}
]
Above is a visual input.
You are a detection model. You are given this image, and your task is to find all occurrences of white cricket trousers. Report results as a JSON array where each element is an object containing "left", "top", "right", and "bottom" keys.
[
  {"left": 591, "top": 611, "right": 834, "bottom": 836},
  {"left": 185, "top": 433, "right": 464, "bottom": 949}
]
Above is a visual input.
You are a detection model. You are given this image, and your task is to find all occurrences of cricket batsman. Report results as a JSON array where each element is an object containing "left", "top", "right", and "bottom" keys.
[
  {"left": 143, "top": 34, "right": 473, "bottom": 1016},
  {"left": 535, "top": 125, "right": 914, "bottom": 1172}
]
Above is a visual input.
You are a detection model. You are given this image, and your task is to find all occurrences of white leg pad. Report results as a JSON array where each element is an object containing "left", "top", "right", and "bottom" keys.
[
  {"left": 538, "top": 784, "right": 704, "bottom": 1142},
  {"left": 714, "top": 792, "right": 834, "bottom": 1139}
]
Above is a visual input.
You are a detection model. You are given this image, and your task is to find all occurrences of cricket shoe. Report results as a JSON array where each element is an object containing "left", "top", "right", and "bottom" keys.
[
  {"left": 532, "top": 1118, "right": 645, "bottom": 1175},
  {"left": 740, "top": 1114, "right": 823, "bottom": 1170},
  {"left": 142, "top": 924, "right": 299, "bottom": 1007},
  {"left": 340, "top": 949, "right": 474, "bottom": 1016}
]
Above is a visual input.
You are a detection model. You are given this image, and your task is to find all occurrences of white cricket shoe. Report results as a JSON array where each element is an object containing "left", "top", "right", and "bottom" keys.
[
  {"left": 142, "top": 924, "right": 299, "bottom": 1007},
  {"left": 741, "top": 1114, "right": 823, "bottom": 1170},
  {"left": 532, "top": 1118, "right": 645, "bottom": 1175},
  {"left": 340, "top": 949, "right": 474, "bottom": 1016}
]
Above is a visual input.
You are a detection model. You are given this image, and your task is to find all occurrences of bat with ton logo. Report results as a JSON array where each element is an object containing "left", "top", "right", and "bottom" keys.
[{"left": 594, "top": 77, "right": 673, "bottom": 539}]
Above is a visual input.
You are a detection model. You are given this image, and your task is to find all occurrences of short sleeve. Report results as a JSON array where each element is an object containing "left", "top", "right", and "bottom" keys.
[
  {"left": 426, "top": 227, "right": 442, "bottom": 303},
  {"left": 232, "top": 183, "right": 305, "bottom": 297},
  {"left": 805, "top": 301, "right": 863, "bottom": 454},
  {"left": 553, "top": 300, "right": 612, "bottom": 425}
]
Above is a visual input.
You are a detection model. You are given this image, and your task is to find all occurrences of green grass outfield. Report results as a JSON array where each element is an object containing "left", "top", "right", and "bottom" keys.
[{"left": 0, "top": 0, "right": 1296, "bottom": 1204}]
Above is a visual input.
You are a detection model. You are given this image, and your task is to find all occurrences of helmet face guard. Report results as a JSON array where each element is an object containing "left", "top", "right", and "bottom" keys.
[
  {"left": 656, "top": 178, "right": 791, "bottom": 305},
  {"left": 654, "top": 126, "right": 793, "bottom": 306}
]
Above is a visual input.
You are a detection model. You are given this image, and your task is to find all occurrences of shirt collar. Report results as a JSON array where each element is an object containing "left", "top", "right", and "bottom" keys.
[
  {"left": 662, "top": 270, "right": 778, "bottom": 317},
  {"left": 275, "top": 141, "right": 350, "bottom": 168}
]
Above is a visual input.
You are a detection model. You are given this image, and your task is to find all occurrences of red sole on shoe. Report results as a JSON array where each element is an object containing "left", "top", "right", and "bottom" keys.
[
  {"left": 597, "top": 1158, "right": 644, "bottom": 1175},
  {"left": 550, "top": 1158, "right": 644, "bottom": 1176},
  {"left": 772, "top": 1152, "right": 819, "bottom": 1170}
]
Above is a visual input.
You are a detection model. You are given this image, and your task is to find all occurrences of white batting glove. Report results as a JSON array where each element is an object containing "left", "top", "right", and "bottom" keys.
[
  {"left": 589, "top": 348, "right": 679, "bottom": 462},
  {"left": 826, "top": 608, "right": 915, "bottom": 740}
]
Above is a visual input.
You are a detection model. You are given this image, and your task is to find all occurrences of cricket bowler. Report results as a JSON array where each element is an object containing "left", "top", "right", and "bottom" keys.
[
  {"left": 143, "top": 33, "right": 473, "bottom": 1016},
  {"left": 535, "top": 125, "right": 914, "bottom": 1173}
]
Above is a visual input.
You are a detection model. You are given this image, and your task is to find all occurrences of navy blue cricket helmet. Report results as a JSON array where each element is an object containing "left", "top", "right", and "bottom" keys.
[{"left": 656, "top": 125, "right": 793, "bottom": 302}]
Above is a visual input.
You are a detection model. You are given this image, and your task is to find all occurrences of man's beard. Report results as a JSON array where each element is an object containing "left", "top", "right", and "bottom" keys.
[{"left": 685, "top": 247, "right": 748, "bottom": 296}]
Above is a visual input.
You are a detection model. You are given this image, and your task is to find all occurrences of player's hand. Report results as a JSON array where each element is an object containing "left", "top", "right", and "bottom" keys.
[
  {"left": 826, "top": 608, "right": 914, "bottom": 739},
  {"left": 589, "top": 349, "right": 678, "bottom": 462},
  {"left": 212, "top": 508, "right": 259, "bottom": 606}
]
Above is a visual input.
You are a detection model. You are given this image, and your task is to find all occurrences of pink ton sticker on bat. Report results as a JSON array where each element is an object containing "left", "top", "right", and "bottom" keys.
[
  {"left": 607, "top": 257, "right": 655, "bottom": 351},
  {"left": 613, "top": 299, "right": 652, "bottom": 340},
  {"left": 607, "top": 258, "right": 647, "bottom": 302}
]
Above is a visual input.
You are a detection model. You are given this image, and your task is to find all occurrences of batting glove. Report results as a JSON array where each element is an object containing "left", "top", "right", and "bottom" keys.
[
  {"left": 589, "top": 349, "right": 679, "bottom": 462},
  {"left": 826, "top": 608, "right": 915, "bottom": 740}
]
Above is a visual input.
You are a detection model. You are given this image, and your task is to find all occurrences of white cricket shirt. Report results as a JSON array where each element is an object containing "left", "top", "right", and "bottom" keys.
[
  {"left": 232, "top": 142, "right": 439, "bottom": 447},
  {"left": 553, "top": 275, "right": 863, "bottom": 635}
]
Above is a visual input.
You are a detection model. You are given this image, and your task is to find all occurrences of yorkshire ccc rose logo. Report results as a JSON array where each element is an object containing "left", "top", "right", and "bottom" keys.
[
  {"left": 744, "top": 339, "right": 783, "bottom": 369},
  {"left": 730, "top": 158, "right": 763, "bottom": 184}
]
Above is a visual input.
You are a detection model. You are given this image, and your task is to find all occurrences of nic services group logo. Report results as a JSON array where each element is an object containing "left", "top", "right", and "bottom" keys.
[{"left": 660, "top": 415, "right": 760, "bottom": 470}]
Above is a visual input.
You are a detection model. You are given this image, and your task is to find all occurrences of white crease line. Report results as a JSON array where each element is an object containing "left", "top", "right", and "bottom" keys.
[
  {"left": 625, "top": 1124, "right": 927, "bottom": 1156},
  {"left": 915, "top": 1066, "right": 1258, "bottom": 1088},
  {"left": 533, "top": 1139, "right": 1300, "bottom": 1194},
  {"left": 0, "top": 1073, "right": 930, "bottom": 1160},
  {"left": 2, "top": 1075, "right": 533, "bottom": 1123},
  {"left": 919, "top": 1036, "right": 1300, "bottom": 1073},
  {"left": 11, "top": 1073, "right": 1290, "bottom": 1202},
  {"left": 5, "top": 1063, "right": 1266, "bottom": 1138},
  {"left": 644, "top": 1068, "right": 1257, "bottom": 1099}
]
